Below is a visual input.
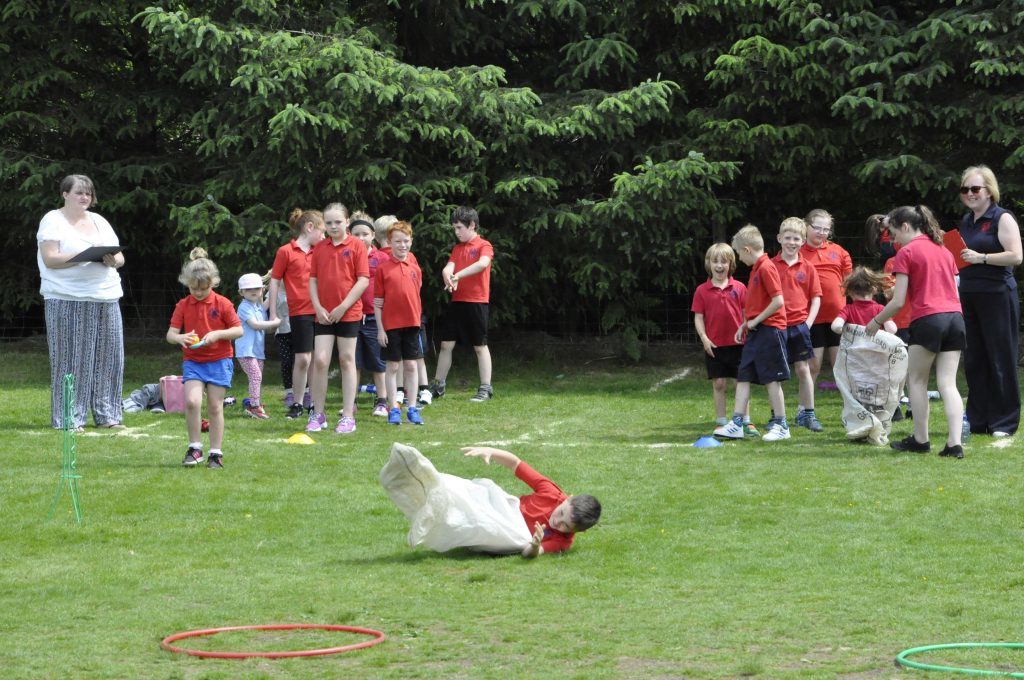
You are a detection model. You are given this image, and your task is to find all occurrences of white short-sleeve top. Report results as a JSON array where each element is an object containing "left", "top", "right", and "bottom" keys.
[{"left": 37, "top": 209, "right": 124, "bottom": 302}]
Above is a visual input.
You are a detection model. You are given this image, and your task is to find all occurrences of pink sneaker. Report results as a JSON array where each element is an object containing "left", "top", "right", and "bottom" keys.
[
  {"left": 305, "top": 412, "right": 326, "bottom": 432},
  {"left": 372, "top": 401, "right": 388, "bottom": 417},
  {"left": 335, "top": 416, "right": 356, "bottom": 434}
]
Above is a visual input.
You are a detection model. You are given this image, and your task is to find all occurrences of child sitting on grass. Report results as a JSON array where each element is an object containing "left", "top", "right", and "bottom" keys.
[{"left": 380, "top": 443, "right": 601, "bottom": 557}]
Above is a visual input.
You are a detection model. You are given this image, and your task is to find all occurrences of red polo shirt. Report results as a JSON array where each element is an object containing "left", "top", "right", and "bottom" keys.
[
  {"left": 800, "top": 241, "right": 852, "bottom": 323},
  {"left": 690, "top": 278, "right": 747, "bottom": 347},
  {"left": 450, "top": 235, "right": 494, "bottom": 303},
  {"left": 374, "top": 254, "right": 422, "bottom": 330},
  {"left": 309, "top": 235, "right": 369, "bottom": 322},
  {"left": 169, "top": 291, "right": 241, "bottom": 362},
  {"left": 746, "top": 254, "right": 787, "bottom": 329},
  {"left": 271, "top": 240, "right": 315, "bottom": 316},
  {"left": 772, "top": 253, "right": 822, "bottom": 326}
]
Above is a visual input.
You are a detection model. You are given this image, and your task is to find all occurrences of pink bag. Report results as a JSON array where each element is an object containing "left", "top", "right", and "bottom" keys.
[{"left": 159, "top": 375, "right": 185, "bottom": 413}]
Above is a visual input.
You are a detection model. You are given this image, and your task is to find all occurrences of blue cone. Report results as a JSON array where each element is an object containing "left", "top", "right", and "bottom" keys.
[{"left": 693, "top": 435, "right": 723, "bottom": 448}]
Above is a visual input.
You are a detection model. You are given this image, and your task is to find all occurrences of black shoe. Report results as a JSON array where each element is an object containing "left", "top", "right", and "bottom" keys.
[
  {"left": 892, "top": 406, "right": 904, "bottom": 422},
  {"left": 890, "top": 435, "right": 930, "bottom": 453},
  {"left": 182, "top": 446, "right": 203, "bottom": 466},
  {"left": 905, "top": 408, "right": 913, "bottom": 420},
  {"left": 939, "top": 444, "right": 964, "bottom": 459},
  {"left": 286, "top": 403, "right": 304, "bottom": 419},
  {"left": 207, "top": 453, "right": 224, "bottom": 469},
  {"left": 429, "top": 381, "right": 445, "bottom": 399}
]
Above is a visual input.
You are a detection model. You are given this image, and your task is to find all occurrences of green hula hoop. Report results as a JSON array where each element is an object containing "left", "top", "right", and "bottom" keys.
[{"left": 896, "top": 643, "right": 1024, "bottom": 676}]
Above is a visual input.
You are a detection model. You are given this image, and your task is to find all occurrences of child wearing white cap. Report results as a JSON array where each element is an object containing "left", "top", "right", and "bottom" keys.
[{"left": 236, "top": 272, "right": 281, "bottom": 419}]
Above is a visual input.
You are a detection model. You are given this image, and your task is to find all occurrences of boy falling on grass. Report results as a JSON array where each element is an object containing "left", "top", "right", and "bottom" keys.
[
  {"left": 772, "top": 217, "right": 824, "bottom": 432},
  {"left": 380, "top": 443, "right": 601, "bottom": 557},
  {"left": 713, "top": 225, "right": 792, "bottom": 442},
  {"left": 691, "top": 243, "right": 757, "bottom": 435}
]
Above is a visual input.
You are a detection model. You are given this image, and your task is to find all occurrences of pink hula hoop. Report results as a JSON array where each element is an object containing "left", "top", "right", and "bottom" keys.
[{"left": 160, "top": 623, "right": 386, "bottom": 659}]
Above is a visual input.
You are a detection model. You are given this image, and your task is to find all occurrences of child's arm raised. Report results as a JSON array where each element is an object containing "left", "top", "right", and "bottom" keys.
[{"left": 462, "top": 446, "right": 521, "bottom": 470}]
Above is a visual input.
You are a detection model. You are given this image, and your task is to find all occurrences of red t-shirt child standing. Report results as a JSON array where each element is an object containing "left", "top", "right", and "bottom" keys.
[{"left": 310, "top": 235, "right": 370, "bottom": 322}]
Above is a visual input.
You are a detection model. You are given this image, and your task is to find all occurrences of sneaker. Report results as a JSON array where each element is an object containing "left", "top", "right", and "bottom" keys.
[
  {"left": 890, "top": 435, "right": 930, "bottom": 453},
  {"left": 284, "top": 392, "right": 295, "bottom": 408},
  {"left": 302, "top": 391, "right": 312, "bottom": 410},
  {"left": 306, "top": 412, "right": 327, "bottom": 432},
  {"left": 207, "top": 453, "right": 224, "bottom": 469},
  {"left": 939, "top": 444, "right": 964, "bottom": 459},
  {"left": 372, "top": 400, "right": 388, "bottom": 417},
  {"left": 182, "top": 446, "right": 203, "bottom": 466},
  {"left": 244, "top": 404, "right": 270, "bottom": 420},
  {"left": 713, "top": 421, "right": 744, "bottom": 439},
  {"left": 927, "top": 390, "right": 941, "bottom": 400},
  {"left": 470, "top": 385, "right": 493, "bottom": 402},
  {"left": 388, "top": 407, "right": 402, "bottom": 425},
  {"left": 429, "top": 381, "right": 446, "bottom": 399},
  {"left": 993, "top": 431, "right": 1012, "bottom": 438},
  {"left": 334, "top": 416, "right": 356, "bottom": 434},
  {"left": 406, "top": 406, "right": 424, "bottom": 425},
  {"left": 417, "top": 388, "right": 433, "bottom": 407},
  {"left": 763, "top": 422, "right": 791, "bottom": 441},
  {"left": 395, "top": 388, "right": 405, "bottom": 405},
  {"left": 743, "top": 423, "right": 760, "bottom": 438},
  {"left": 286, "top": 403, "right": 304, "bottom": 419},
  {"left": 796, "top": 410, "right": 824, "bottom": 432}
]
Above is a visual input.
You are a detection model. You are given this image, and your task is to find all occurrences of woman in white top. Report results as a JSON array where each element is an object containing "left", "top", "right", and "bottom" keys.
[{"left": 37, "top": 175, "right": 126, "bottom": 430}]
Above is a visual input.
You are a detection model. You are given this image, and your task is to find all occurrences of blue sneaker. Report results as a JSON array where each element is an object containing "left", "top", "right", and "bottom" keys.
[
  {"left": 388, "top": 407, "right": 402, "bottom": 425},
  {"left": 407, "top": 406, "right": 424, "bottom": 425}
]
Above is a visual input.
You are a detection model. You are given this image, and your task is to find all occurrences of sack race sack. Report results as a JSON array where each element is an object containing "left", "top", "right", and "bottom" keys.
[
  {"left": 159, "top": 375, "right": 185, "bottom": 413},
  {"left": 379, "top": 443, "right": 532, "bottom": 554},
  {"left": 834, "top": 326, "right": 908, "bottom": 445}
]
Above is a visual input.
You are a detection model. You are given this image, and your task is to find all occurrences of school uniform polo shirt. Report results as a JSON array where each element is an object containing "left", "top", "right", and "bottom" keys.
[
  {"left": 374, "top": 255, "right": 422, "bottom": 330},
  {"left": 309, "top": 235, "right": 369, "bottom": 322},
  {"left": 690, "top": 278, "right": 747, "bottom": 347},
  {"left": 772, "top": 253, "right": 822, "bottom": 326},
  {"left": 449, "top": 235, "right": 494, "bottom": 303},
  {"left": 271, "top": 240, "right": 315, "bottom": 316}
]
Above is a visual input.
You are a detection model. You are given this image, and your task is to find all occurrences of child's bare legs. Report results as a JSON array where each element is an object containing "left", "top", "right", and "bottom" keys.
[
  {"left": 794, "top": 360, "right": 814, "bottom": 410},
  {"left": 206, "top": 384, "right": 226, "bottom": 450},
  {"left": 183, "top": 380, "right": 205, "bottom": 443},
  {"left": 311, "top": 335, "right": 334, "bottom": 414},
  {"left": 337, "top": 336, "right": 358, "bottom": 418},
  {"left": 385, "top": 361, "right": 401, "bottom": 408},
  {"left": 434, "top": 340, "right": 455, "bottom": 383},
  {"left": 733, "top": 381, "right": 752, "bottom": 417},
  {"left": 935, "top": 350, "right": 963, "bottom": 446},
  {"left": 474, "top": 344, "right": 492, "bottom": 385},
  {"left": 765, "top": 381, "right": 786, "bottom": 422},
  {"left": 372, "top": 370, "right": 386, "bottom": 400},
  {"left": 906, "top": 345, "right": 935, "bottom": 443},
  {"left": 292, "top": 351, "right": 312, "bottom": 404},
  {"left": 417, "top": 358, "right": 428, "bottom": 388},
  {"left": 403, "top": 359, "right": 419, "bottom": 407},
  {"left": 809, "top": 345, "right": 838, "bottom": 383},
  {"left": 712, "top": 377, "right": 729, "bottom": 420}
]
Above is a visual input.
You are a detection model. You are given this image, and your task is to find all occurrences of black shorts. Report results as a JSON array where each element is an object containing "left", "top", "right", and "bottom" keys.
[
  {"left": 785, "top": 324, "right": 814, "bottom": 363},
  {"left": 738, "top": 326, "right": 790, "bottom": 385},
  {"left": 810, "top": 322, "right": 840, "bottom": 350},
  {"left": 314, "top": 319, "right": 360, "bottom": 338},
  {"left": 439, "top": 302, "right": 489, "bottom": 347},
  {"left": 290, "top": 315, "right": 315, "bottom": 353},
  {"left": 705, "top": 344, "right": 742, "bottom": 380},
  {"left": 909, "top": 312, "right": 966, "bottom": 353},
  {"left": 382, "top": 326, "right": 425, "bottom": 362}
]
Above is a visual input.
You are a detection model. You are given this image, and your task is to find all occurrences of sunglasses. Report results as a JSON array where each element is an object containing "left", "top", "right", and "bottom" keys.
[{"left": 959, "top": 185, "right": 985, "bottom": 195}]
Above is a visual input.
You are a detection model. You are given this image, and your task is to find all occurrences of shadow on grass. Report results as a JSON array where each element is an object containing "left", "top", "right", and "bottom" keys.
[{"left": 334, "top": 548, "right": 517, "bottom": 566}]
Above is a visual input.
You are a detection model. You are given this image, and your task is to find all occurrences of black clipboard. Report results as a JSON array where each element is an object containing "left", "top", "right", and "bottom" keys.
[{"left": 67, "top": 245, "right": 125, "bottom": 263}]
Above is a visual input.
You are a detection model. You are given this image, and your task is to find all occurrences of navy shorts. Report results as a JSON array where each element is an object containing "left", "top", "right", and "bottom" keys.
[
  {"left": 810, "top": 322, "right": 840, "bottom": 350},
  {"left": 705, "top": 344, "right": 742, "bottom": 380},
  {"left": 356, "top": 315, "right": 386, "bottom": 372},
  {"left": 737, "top": 326, "right": 790, "bottom": 385},
  {"left": 785, "top": 324, "right": 814, "bottom": 363},
  {"left": 314, "top": 319, "right": 360, "bottom": 338},
  {"left": 382, "top": 326, "right": 425, "bottom": 362},
  {"left": 183, "top": 358, "right": 234, "bottom": 389},
  {"left": 909, "top": 312, "right": 966, "bottom": 353},
  {"left": 290, "top": 315, "right": 315, "bottom": 353},
  {"left": 439, "top": 302, "right": 488, "bottom": 346}
]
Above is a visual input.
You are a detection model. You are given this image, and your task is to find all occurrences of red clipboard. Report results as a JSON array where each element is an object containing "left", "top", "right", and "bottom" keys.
[{"left": 942, "top": 229, "right": 970, "bottom": 271}]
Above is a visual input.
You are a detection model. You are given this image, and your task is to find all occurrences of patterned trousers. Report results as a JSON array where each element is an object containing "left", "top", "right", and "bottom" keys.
[{"left": 44, "top": 298, "right": 124, "bottom": 429}]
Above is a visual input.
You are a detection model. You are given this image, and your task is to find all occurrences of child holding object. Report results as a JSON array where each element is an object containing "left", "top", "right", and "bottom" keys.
[
  {"left": 166, "top": 248, "right": 243, "bottom": 468},
  {"left": 235, "top": 273, "right": 281, "bottom": 419},
  {"left": 830, "top": 267, "right": 906, "bottom": 444},
  {"left": 380, "top": 443, "right": 601, "bottom": 557}
]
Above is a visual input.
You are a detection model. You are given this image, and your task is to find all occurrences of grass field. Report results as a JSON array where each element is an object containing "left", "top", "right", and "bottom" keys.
[{"left": 2, "top": 340, "right": 1023, "bottom": 678}]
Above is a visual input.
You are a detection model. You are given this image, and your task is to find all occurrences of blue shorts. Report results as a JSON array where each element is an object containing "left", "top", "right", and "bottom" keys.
[
  {"left": 785, "top": 324, "right": 814, "bottom": 363},
  {"left": 737, "top": 326, "right": 790, "bottom": 385},
  {"left": 183, "top": 358, "right": 234, "bottom": 389},
  {"left": 356, "top": 315, "right": 387, "bottom": 372}
]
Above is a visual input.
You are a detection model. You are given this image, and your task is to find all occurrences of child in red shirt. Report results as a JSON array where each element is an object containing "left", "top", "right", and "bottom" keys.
[
  {"left": 691, "top": 243, "right": 756, "bottom": 434},
  {"left": 802, "top": 209, "right": 853, "bottom": 389},
  {"left": 165, "top": 248, "right": 243, "bottom": 469},
  {"left": 374, "top": 220, "right": 425, "bottom": 425},
  {"left": 831, "top": 267, "right": 898, "bottom": 334},
  {"left": 268, "top": 209, "right": 324, "bottom": 418},
  {"left": 773, "top": 217, "right": 824, "bottom": 432},
  {"left": 713, "top": 225, "right": 791, "bottom": 442},
  {"left": 308, "top": 202, "right": 369, "bottom": 435}
]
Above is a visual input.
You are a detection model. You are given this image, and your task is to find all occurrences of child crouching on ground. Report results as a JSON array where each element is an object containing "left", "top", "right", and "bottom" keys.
[
  {"left": 166, "top": 248, "right": 243, "bottom": 468},
  {"left": 691, "top": 243, "right": 757, "bottom": 435},
  {"left": 713, "top": 225, "right": 791, "bottom": 442},
  {"left": 235, "top": 272, "right": 281, "bottom": 419}
]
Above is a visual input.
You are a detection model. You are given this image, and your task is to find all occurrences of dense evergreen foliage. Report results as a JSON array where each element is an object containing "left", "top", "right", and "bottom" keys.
[{"left": 3, "top": 1, "right": 1021, "bottom": 347}]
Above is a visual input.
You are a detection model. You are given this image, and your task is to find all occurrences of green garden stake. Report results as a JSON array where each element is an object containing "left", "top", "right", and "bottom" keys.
[{"left": 49, "top": 373, "right": 82, "bottom": 523}]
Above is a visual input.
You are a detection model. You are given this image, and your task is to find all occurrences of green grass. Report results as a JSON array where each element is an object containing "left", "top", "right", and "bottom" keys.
[{"left": 2, "top": 341, "right": 1024, "bottom": 678}]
